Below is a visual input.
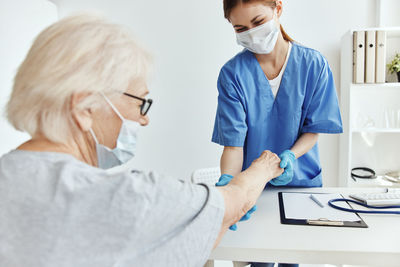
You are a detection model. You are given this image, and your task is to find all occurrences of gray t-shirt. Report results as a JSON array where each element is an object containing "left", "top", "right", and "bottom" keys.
[{"left": 0, "top": 150, "right": 224, "bottom": 267}]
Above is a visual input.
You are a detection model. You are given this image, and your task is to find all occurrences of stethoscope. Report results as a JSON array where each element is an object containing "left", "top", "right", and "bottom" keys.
[
  {"left": 334, "top": 167, "right": 400, "bottom": 214},
  {"left": 328, "top": 198, "right": 400, "bottom": 215},
  {"left": 351, "top": 167, "right": 376, "bottom": 181}
]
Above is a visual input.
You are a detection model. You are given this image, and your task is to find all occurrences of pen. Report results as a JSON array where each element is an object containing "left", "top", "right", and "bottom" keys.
[{"left": 310, "top": 194, "right": 325, "bottom": 208}]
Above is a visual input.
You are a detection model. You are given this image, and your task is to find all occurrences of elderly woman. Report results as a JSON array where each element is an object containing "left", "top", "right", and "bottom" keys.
[{"left": 0, "top": 15, "right": 283, "bottom": 266}]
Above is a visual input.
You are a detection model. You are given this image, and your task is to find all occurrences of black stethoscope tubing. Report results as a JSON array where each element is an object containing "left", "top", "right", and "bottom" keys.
[
  {"left": 351, "top": 167, "right": 376, "bottom": 179},
  {"left": 328, "top": 198, "right": 400, "bottom": 215}
]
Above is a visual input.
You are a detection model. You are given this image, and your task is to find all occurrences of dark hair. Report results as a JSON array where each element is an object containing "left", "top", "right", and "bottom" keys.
[{"left": 223, "top": 0, "right": 294, "bottom": 42}]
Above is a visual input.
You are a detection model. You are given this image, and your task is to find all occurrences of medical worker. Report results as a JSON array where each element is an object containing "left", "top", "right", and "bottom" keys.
[
  {"left": 212, "top": 1, "right": 343, "bottom": 266},
  {"left": 213, "top": 0, "right": 342, "bottom": 187}
]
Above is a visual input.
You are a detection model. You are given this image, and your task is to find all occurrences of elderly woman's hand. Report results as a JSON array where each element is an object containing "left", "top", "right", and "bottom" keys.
[{"left": 249, "top": 150, "right": 284, "bottom": 180}]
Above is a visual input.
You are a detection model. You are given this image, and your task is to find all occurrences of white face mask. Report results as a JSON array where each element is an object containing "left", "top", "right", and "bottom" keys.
[
  {"left": 90, "top": 94, "right": 140, "bottom": 169},
  {"left": 236, "top": 14, "right": 279, "bottom": 54}
]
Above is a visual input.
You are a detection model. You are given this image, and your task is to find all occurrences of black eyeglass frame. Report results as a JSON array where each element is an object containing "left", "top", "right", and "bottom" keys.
[{"left": 123, "top": 92, "right": 153, "bottom": 116}]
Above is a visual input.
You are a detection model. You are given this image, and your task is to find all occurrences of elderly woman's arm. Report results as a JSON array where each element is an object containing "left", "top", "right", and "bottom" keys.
[{"left": 213, "top": 150, "right": 283, "bottom": 248}]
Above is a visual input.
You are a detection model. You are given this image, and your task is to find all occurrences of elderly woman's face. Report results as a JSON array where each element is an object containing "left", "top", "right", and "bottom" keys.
[
  {"left": 118, "top": 84, "right": 150, "bottom": 125},
  {"left": 91, "top": 83, "right": 150, "bottom": 149}
]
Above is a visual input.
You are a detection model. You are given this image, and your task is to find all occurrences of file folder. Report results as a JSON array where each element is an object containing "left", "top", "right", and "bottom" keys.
[
  {"left": 353, "top": 31, "right": 365, "bottom": 84},
  {"left": 375, "top": 30, "right": 387, "bottom": 83},
  {"left": 365, "top": 30, "right": 376, "bottom": 83}
]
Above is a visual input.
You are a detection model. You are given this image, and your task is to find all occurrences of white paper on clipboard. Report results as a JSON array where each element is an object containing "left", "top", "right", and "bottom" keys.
[{"left": 282, "top": 192, "right": 360, "bottom": 222}]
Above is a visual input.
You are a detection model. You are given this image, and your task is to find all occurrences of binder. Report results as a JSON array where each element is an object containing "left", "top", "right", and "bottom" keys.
[
  {"left": 278, "top": 192, "right": 368, "bottom": 228},
  {"left": 375, "top": 30, "right": 387, "bottom": 83},
  {"left": 353, "top": 31, "right": 365, "bottom": 84},
  {"left": 365, "top": 30, "right": 376, "bottom": 83}
]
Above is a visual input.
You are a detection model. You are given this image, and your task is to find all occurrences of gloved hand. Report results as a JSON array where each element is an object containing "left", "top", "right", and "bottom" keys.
[
  {"left": 216, "top": 174, "right": 257, "bottom": 231},
  {"left": 215, "top": 174, "right": 234, "bottom": 187},
  {"left": 269, "top": 150, "right": 296, "bottom": 186}
]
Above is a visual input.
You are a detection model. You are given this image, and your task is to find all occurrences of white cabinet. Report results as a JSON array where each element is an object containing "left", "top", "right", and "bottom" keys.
[{"left": 339, "top": 27, "right": 400, "bottom": 188}]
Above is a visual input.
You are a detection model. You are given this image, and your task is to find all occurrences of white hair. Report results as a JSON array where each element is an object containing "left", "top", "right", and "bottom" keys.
[{"left": 6, "top": 14, "right": 151, "bottom": 144}]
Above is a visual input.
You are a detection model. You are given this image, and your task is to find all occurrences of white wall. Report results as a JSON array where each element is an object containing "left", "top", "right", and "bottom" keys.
[
  {"left": 2, "top": 0, "right": 381, "bottom": 186},
  {"left": 377, "top": 0, "right": 400, "bottom": 27},
  {"left": 51, "top": 0, "right": 238, "bottom": 180},
  {"left": 279, "top": 1, "right": 377, "bottom": 186},
  {"left": 0, "top": 0, "right": 58, "bottom": 154},
  {"left": 49, "top": 0, "right": 379, "bottom": 185}
]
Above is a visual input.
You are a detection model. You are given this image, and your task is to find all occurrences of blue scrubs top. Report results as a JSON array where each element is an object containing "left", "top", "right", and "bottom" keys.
[{"left": 212, "top": 43, "right": 343, "bottom": 187}]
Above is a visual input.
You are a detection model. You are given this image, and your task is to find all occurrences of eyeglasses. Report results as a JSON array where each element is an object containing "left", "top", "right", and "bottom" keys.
[{"left": 123, "top": 92, "right": 153, "bottom": 116}]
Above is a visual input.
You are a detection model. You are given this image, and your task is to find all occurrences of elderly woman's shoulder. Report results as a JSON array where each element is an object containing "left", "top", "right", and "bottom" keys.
[
  {"left": 0, "top": 150, "right": 103, "bottom": 185},
  {"left": 0, "top": 149, "right": 192, "bottom": 202},
  {"left": 0, "top": 150, "right": 92, "bottom": 181},
  {"left": 0, "top": 151, "right": 149, "bottom": 206}
]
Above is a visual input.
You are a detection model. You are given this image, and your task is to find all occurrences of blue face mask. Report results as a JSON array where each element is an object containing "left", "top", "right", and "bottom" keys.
[{"left": 90, "top": 94, "right": 140, "bottom": 169}]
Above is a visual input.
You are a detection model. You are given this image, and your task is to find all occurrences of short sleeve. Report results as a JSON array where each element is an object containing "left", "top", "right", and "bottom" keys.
[
  {"left": 301, "top": 61, "right": 343, "bottom": 134},
  {"left": 212, "top": 69, "right": 247, "bottom": 146},
  {"left": 130, "top": 171, "right": 225, "bottom": 266}
]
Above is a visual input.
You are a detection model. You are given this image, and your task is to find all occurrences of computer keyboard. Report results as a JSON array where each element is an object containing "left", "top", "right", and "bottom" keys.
[
  {"left": 349, "top": 192, "right": 400, "bottom": 206},
  {"left": 191, "top": 167, "right": 221, "bottom": 185}
]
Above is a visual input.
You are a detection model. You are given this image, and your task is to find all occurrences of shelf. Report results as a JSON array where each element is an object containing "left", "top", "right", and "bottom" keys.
[
  {"left": 349, "top": 27, "right": 400, "bottom": 37},
  {"left": 339, "top": 29, "right": 400, "bottom": 188},
  {"left": 352, "top": 128, "right": 400, "bottom": 133},
  {"left": 350, "top": 83, "right": 400, "bottom": 89}
]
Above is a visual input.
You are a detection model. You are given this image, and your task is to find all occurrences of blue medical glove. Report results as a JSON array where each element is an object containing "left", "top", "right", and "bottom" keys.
[
  {"left": 238, "top": 205, "right": 257, "bottom": 221},
  {"left": 215, "top": 174, "right": 234, "bottom": 186},
  {"left": 270, "top": 150, "right": 296, "bottom": 186},
  {"left": 215, "top": 174, "right": 257, "bottom": 231}
]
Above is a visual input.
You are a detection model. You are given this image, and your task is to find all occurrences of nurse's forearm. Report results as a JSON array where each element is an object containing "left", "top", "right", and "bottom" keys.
[
  {"left": 290, "top": 133, "right": 319, "bottom": 158},
  {"left": 220, "top": 146, "right": 243, "bottom": 176}
]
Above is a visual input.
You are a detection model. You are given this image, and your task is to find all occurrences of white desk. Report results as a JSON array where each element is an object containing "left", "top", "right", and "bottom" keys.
[{"left": 210, "top": 187, "right": 400, "bottom": 266}]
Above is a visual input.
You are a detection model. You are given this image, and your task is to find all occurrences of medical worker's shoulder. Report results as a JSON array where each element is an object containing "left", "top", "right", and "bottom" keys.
[
  {"left": 219, "top": 49, "right": 252, "bottom": 79},
  {"left": 292, "top": 42, "right": 329, "bottom": 69}
]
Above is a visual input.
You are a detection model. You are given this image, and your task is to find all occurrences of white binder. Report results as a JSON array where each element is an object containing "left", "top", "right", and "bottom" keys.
[
  {"left": 353, "top": 31, "right": 365, "bottom": 84},
  {"left": 365, "top": 30, "right": 376, "bottom": 84},
  {"left": 375, "top": 30, "right": 387, "bottom": 83}
]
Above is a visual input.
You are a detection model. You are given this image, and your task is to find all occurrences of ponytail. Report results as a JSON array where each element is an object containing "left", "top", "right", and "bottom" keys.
[{"left": 280, "top": 24, "right": 294, "bottom": 42}]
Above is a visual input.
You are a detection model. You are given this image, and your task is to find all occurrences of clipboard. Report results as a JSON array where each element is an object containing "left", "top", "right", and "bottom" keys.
[{"left": 278, "top": 192, "right": 368, "bottom": 228}]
